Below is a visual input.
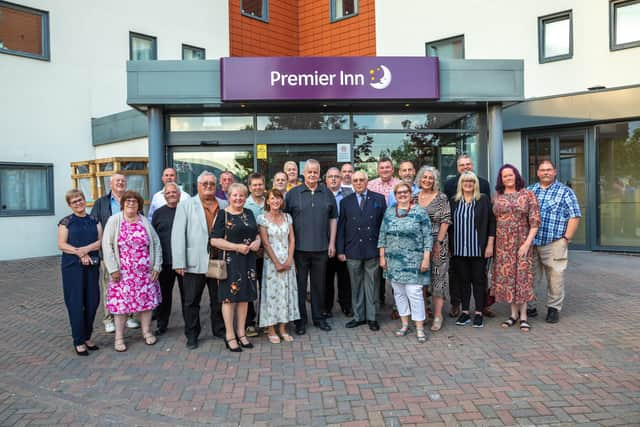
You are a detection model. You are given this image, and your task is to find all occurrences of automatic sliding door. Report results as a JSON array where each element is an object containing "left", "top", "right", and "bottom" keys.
[{"left": 257, "top": 144, "right": 337, "bottom": 186}]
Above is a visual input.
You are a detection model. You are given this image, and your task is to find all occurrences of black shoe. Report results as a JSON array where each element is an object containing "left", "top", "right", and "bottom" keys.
[
  {"left": 345, "top": 319, "right": 366, "bottom": 328},
  {"left": 321, "top": 311, "right": 333, "bottom": 318},
  {"left": 155, "top": 326, "right": 168, "bottom": 336},
  {"left": 313, "top": 320, "right": 332, "bottom": 331},
  {"left": 546, "top": 307, "right": 559, "bottom": 323},
  {"left": 75, "top": 346, "right": 89, "bottom": 356},
  {"left": 295, "top": 325, "right": 306, "bottom": 335},
  {"left": 527, "top": 307, "right": 538, "bottom": 317},
  {"left": 237, "top": 335, "right": 254, "bottom": 349},
  {"left": 186, "top": 337, "right": 198, "bottom": 350},
  {"left": 225, "top": 338, "right": 242, "bottom": 352},
  {"left": 472, "top": 314, "right": 484, "bottom": 328},
  {"left": 368, "top": 321, "right": 380, "bottom": 331},
  {"left": 85, "top": 344, "right": 99, "bottom": 351},
  {"left": 455, "top": 312, "right": 471, "bottom": 326}
]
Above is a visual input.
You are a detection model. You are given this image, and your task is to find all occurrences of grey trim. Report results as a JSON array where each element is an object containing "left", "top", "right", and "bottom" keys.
[
  {"left": 92, "top": 109, "right": 148, "bottom": 146},
  {"left": 148, "top": 107, "right": 164, "bottom": 195},
  {"left": 0, "top": 1, "right": 50, "bottom": 61},
  {"left": 538, "top": 10, "right": 573, "bottom": 63},
  {"left": 241, "top": 0, "right": 269, "bottom": 22},
  {"left": 438, "top": 59, "right": 524, "bottom": 102},
  {"left": 129, "top": 31, "right": 157, "bottom": 60},
  {"left": 182, "top": 44, "right": 205, "bottom": 60},
  {"left": 330, "top": 0, "right": 359, "bottom": 22},
  {"left": 487, "top": 104, "right": 503, "bottom": 191},
  {"left": 0, "top": 162, "right": 54, "bottom": 217},
  {"left": 425, "top": 34, "right": 465, "bottom": 59},
  {"left": 609, "top": 0, "right": 640, "bottom": 51},
  {"left": 503, "top": 85, "right": 640, "bottom": 131}
]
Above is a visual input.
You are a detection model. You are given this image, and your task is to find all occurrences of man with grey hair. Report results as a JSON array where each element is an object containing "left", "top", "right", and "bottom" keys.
[
  {"left": 387, "top": 160, "right": 418, "bottom": 207},
  {"left": 285, "top": 159, "right": 338, "bottom": 334},
  {"left": 172, "top": 171, "right": 228, "bottom": 349},
  {"left": 148, "top": 167, "right": 190, "bottom": 220},
  {"left": 90, "top": 173, "right": 139, "bottom": 332}
]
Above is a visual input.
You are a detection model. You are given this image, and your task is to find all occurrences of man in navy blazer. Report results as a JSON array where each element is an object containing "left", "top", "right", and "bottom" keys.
[{"left": 337, "top": 171, "right": 387, "bottom": 331}]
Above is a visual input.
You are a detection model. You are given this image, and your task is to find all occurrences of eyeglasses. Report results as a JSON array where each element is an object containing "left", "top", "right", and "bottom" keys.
[
  {"left": 352, "top": 178, "right": 366, "bottom": 182},
  {"left": 327, "top": 175, "right": 340, "bottom": 179},
  {"left": 124, "top": 199, "right": 138, "bottom": 205},
  {"left": 395, "top": 190, "right": 411, "bottom": 195},
  {"left": 69, "top": 198, "right": 84, "bottom": 205},
  {"left": 200, "top": 182, "right": 216, "bottom": 187}
]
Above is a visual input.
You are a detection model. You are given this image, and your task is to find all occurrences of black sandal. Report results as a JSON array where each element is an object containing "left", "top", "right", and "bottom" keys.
[
  {"left": 501, "top": 316, "right": 518, "bottom": 328},
  {"left": 237, "top": 335, "right": 254, "bottom": 349},
  {"left": 519, "top": 320, "right": 531, "bottom": 332}
]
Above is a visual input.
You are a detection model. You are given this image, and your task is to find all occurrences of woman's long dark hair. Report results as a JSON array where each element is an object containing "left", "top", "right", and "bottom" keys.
[{"left": 495, "top": 164, "right": 525, "bottom": 194}]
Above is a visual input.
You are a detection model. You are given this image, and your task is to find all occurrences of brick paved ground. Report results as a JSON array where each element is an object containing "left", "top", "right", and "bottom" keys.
[{"left": 0, "top": 251, "right": 639, "bottom": 426}]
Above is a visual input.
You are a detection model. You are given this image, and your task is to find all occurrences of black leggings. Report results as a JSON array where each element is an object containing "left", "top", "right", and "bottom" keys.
[{"left": 454, "top": 256, "right": 486, "bottom": 313}]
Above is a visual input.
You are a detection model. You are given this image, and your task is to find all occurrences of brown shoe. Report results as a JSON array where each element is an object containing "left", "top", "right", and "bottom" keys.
[
  {"left": 482, "top": 308, "right": 496, "bottom": 318},
  {"left": 449, "top": 304, "right": 461, "bottom": 318},
  {"left": 391, "top": 309, "right": 400, "bottom": 320}
]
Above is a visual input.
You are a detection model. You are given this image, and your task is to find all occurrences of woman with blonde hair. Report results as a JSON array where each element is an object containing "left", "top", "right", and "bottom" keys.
[{"left": 448, "top": 172, "right": 495, "bottom": 329}]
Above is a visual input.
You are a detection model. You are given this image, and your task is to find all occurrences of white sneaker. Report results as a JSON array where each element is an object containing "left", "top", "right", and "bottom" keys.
[
  {"left": 104, "top": 322, "right": 115, "bottom": 333},
  {"left": 126, "top": 318, "right": 141, "bottom": 329}
]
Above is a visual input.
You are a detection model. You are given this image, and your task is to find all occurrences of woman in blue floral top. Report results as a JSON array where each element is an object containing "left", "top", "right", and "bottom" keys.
[{"left": 378, "top": 182, "right": 433, "bottom": 342}]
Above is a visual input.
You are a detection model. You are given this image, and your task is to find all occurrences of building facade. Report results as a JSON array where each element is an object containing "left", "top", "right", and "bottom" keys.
[{"left": 1, "top": 0, "right": 638, "bottom": 260}]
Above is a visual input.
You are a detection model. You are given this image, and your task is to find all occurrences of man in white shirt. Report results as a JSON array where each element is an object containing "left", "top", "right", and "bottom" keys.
[{"left": 148, "top": 168, "right": 190, "bottom": 220}]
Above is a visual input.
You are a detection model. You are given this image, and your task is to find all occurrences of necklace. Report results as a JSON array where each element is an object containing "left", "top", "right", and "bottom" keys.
[{"left": 395, "top": 204, "right": 411, "bottom": 218}]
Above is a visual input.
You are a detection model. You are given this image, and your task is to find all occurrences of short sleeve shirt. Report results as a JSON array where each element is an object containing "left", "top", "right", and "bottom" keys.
[
  {"left": 528, "top": 180, "right": 581, "bottom": 246},
  {"left": 284, "top": 183, "right": 337, "bottom": 252}
]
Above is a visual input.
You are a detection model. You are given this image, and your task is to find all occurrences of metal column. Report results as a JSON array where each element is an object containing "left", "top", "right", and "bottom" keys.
[
  {"left": 487, "top": 104, "right": 504, "bottom": 190},
  {"left": 148, "top": 107, "right": 164, "bottom": 195}
]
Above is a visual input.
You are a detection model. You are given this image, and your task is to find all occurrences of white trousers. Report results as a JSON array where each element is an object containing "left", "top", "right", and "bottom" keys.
[{"left": 391, "top": 282, "right": 426, "bottom": 321}]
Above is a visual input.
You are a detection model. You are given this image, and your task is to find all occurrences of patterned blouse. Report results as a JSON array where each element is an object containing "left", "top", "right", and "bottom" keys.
[{"left": 378, "top": 204, "right": 433, "bottom": 285}]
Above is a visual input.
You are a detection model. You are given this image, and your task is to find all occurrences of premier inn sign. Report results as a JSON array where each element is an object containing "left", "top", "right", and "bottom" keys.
[{"left": 220, "top": 57, "right": 439, "bottom": 101}]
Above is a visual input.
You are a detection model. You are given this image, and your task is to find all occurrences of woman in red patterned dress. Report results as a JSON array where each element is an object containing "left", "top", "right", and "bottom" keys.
[{"left": 492, "top": 165, "right": 540, "bottom": 332}]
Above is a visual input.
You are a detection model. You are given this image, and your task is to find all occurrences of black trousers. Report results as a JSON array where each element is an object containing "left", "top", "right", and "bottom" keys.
[
  {"left": 454, "top": 256, "right": 486, "bottom": 313},
  {"left": 246, "top": 257, "right": 263, "bottom": 326},
  {"left": 61, "top": 263, "right": 100, "bottom": 346},
  {"left": 294, "top": 250, "right": 328, "bottom": 325},
  {"left": 324, "top": 256, "right": 352, "bottom": 312},
  {"left": 156, "top": 264, "right": 184, "bottom": 330},
  {"left": 377, "top": 267, "right": 386, "bottom": 304},
  {"left": 181, "top": 272, "right": 225, "bottom": 340}
]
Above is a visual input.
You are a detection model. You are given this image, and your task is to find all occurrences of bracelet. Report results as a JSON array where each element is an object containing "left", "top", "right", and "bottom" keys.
[{"left": 562, "top": 235, "right": 570, "bottom": 242}]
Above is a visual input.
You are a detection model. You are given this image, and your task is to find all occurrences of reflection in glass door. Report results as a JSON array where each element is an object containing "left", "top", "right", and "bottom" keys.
[
  {"left": 559, "top": 135, "right": 586, "bottom": 245},
  {"left": 171, "top": 148, "right": 254, "bottom": 196},
  {"left": 257, "top": 144, "right": 337, "bottom": 187}
]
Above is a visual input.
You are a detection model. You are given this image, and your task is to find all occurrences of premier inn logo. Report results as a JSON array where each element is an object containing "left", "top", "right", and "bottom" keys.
[{"left": 269, "top": 64, "right": 392, "bottom": 90}]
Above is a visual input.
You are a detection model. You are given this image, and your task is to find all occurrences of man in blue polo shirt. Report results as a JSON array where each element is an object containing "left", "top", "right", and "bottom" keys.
[{"left": 527, "top": 160, "right": 581, "bottom": 323}]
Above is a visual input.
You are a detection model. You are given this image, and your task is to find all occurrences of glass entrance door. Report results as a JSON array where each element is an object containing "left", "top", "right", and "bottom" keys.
[
  {"left": 171, "top": 147, "right": 254, "bottom": 196},
  {"left": 256, "top": 143, "right": 338, "bottom": 187}
]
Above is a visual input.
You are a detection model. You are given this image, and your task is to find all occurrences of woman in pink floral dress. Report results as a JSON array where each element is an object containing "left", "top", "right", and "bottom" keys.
[
  {"left": 492, "top": 165, "right": 540, "bottom": 332},
  {"left": 102, "top": 191, "right": 162, "bottom": 351}
]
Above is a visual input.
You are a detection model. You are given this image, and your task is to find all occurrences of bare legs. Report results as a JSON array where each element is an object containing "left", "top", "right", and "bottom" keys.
[{"left": 222, "top": 302, "right": 250, "bottom": 349}]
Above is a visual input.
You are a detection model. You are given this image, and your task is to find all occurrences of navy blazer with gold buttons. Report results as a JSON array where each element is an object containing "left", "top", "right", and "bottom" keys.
[{"left": 336, "top": 190, "right": 387, "bottom": 260}]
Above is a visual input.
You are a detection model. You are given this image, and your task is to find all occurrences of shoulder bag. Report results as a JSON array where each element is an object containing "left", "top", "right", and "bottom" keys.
[{"left": 207, "top": 210, "right": 228, "bottom": 280}]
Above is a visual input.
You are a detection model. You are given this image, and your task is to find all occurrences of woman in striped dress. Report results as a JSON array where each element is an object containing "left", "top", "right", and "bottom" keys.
[{"left": 448, "top": 172, "right": 496, "bottom": 329}]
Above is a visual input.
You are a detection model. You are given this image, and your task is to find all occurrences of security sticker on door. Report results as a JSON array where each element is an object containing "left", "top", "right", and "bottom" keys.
[
  {"left": 337, "top": 143, "right": 351, "bottom": 162},
  {"left": 257, "top": 144, "right": 267, "bottom": 160}
]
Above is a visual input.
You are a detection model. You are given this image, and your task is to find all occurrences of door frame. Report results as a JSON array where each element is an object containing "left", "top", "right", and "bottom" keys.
[{"left": 522, "top": 127, "right": 592, "bottom": 250}]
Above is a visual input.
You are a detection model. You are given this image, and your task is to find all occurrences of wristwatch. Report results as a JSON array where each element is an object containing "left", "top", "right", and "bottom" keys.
[{"left": 561, "top": 235, "right": 571, "bottom": 242}]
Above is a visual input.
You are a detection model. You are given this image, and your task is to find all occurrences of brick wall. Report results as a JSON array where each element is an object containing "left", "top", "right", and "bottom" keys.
[{"left": 229, "top": 0, "right": 375, "bottom": 57}]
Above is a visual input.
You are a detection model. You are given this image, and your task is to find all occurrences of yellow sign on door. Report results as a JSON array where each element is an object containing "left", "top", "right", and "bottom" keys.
[{"left": 257, "top": 144, "right": 267, "bottom": 160}]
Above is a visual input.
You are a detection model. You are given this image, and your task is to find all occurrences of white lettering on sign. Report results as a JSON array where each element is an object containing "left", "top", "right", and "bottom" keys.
[{"left": 270, "top": 70, "right": 366, "bottom": 87}]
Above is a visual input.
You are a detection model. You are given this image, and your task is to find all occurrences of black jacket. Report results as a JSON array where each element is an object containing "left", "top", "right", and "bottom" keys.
[
  {"left": 90, "top": 191, "right": 115, "bottom": 228},
  {"left": 444, "top": 174, "right": 491, "bottom": 200},
  {"left": 448, "top": 194, "right": 496, "bottom": 254}
]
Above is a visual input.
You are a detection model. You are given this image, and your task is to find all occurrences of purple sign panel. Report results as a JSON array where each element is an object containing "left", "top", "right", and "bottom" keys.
[{"left": 221, "top": 56, "right": 439, "bottom": 101}]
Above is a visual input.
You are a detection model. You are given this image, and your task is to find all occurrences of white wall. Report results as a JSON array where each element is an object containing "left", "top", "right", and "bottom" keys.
[
  {"left": 376, "top": 0, "right": 640, "bottom": 98},
  {"left": 503, "top": 131, "right": 523, "bottom": 171},
  {"left": 94, "top": 138, "right": 149, "bottom": 158},
  {"left": 0, "top": 0, "right": 229, "bottom": 260}
]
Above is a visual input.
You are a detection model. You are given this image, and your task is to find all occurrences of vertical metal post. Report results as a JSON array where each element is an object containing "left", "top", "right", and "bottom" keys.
[
  {"left": 487, "top": 103, "right": 504, "bottom": 190},
  {"left": 148, "top": 107, "right": 164, "bottom": 195}
]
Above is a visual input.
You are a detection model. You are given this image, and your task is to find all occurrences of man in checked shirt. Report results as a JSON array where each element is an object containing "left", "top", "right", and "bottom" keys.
[{"left": 527, "top": 160, "right": 581, "bottom": 323}]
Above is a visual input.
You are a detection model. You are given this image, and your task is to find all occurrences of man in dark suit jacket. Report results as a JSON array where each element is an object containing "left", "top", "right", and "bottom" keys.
[
  {"left": 336, "top": 171, "right": 387, "bottom": 331},
  {"left": 443, "top": 154, "right": 492, "bottom": 318}
]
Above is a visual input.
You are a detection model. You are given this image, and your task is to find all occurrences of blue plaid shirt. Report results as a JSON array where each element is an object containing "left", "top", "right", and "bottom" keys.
[{"left": 528, "top": 180, "right": 581, "bottom": 246}]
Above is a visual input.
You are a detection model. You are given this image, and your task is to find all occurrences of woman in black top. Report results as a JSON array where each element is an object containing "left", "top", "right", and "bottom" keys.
[
  {"left": 57, "top": 189, "right": 103, "bottom": 356},
  {"left": 449, "top": 172, "right": 495, "bottom": 329}
]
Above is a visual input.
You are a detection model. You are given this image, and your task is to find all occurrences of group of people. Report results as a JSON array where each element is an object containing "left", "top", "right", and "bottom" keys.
[{"left": 58, "top": 154, "right": 580, "bottom": 355}]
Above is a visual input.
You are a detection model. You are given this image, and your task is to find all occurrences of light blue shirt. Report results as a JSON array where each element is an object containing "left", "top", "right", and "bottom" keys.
[
  {"left": 110, "top": 193, "right": 121, "bottom": 215},
  {"left": 244, "top": 195, "right": 265, "bottom": 220},
  {"left": 356, "top": 190, "right": 368, "bottom": 208},
  {"left": 332, "top": 187, "right": 352, "bottom": 215},
  {"left": 387, "top": 183, "right": 419, "bottom": 207}
]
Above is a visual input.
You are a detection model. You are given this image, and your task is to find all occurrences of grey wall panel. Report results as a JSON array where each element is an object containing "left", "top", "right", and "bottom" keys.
[
  {"left": 503, "top": 85, "right": 640, "bottom": 130},
  {"left": 92, "top": 109, "right": 148, "bottom": 146},
  {"left": 439, "top": 59, "right": 524, "bottom": 102}
]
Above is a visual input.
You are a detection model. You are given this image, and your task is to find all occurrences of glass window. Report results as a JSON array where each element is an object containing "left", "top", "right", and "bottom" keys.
[
  {"left": 353, "top": 112, "right": 477, "bottom": 130},
  {"left": 527, "top": 136, "right": 552, "bottom": 185},
  {"left": 182, "top": 44, "right": 205, "bottom": 60},
  {"left": 597, "top": 121, "right": 640, "bottom": 248},
  {"left": 241, "top": 0, "right": 268, "bottom": 22},
  {"left": 353, "top": 132, "right": 477, "bottom": 181},
  {"left": 129, "top": 32, "right": 157, "bottom": 60},
  {"left": 331, "top": 0, "right": 358, "bottom": 21},
  {"left": 257, "top": 113, "right": 349, "bottom": 130},
  {"left": 425, "top": 35, "right": 464, "bottom": 59},
  {"left": 0, "top": 163, "right": 53, "bottom": 216},
  {"left": 173, "top": 151, "right": 254, "bottom": 196},
  {"left": 610, "top": 0, "right": 640, "bottom": 50},
  {"left": 538, "top": 11, "right": 573, "bottom": 63},
  {"left": 0, "top": 1, "right": 49, "bottom": 60},
  {"left": 170, "top": 115, "right": 255, "bottom": 132}
]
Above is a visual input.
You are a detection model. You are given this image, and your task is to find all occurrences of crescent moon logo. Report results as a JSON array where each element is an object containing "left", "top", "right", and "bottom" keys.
[{"left": 369, "top": 64, "right": 392, "bottom": 90}]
